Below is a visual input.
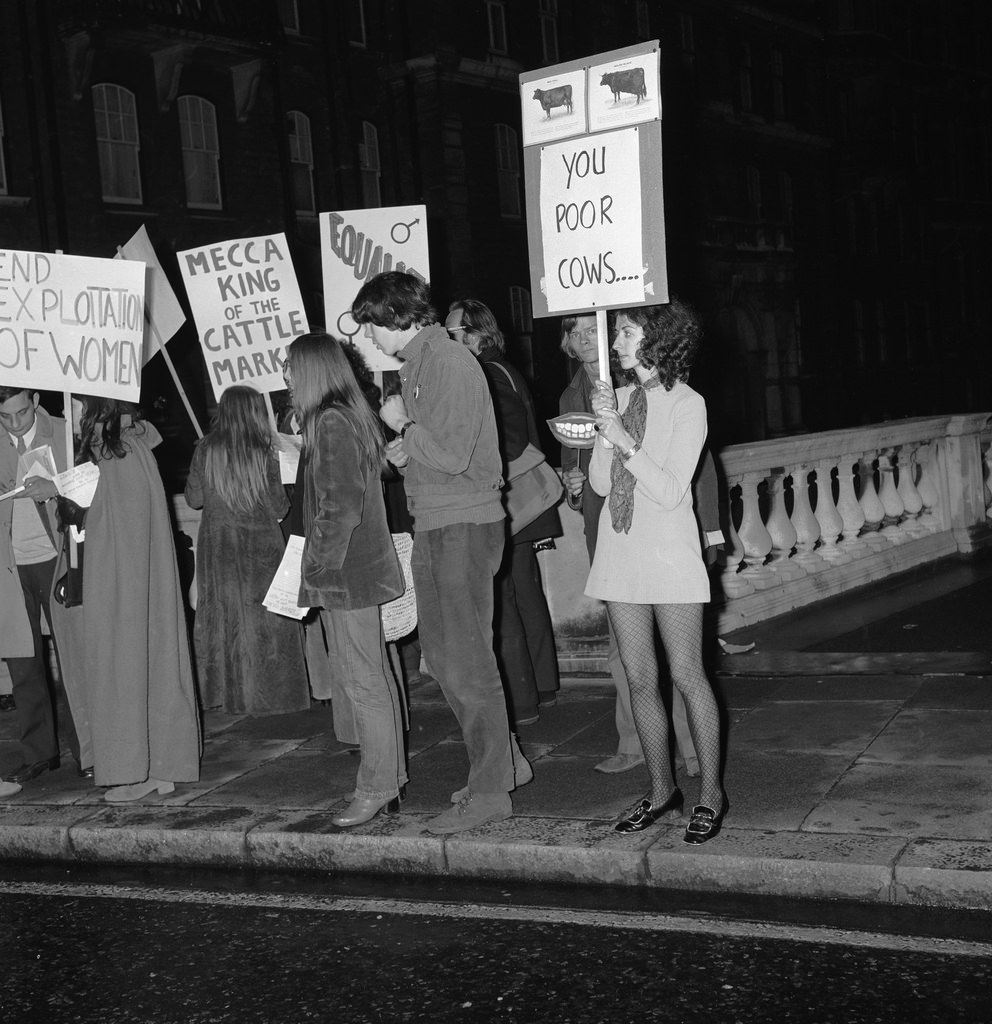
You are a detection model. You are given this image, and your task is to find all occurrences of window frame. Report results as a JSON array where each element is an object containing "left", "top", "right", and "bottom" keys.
[
  {"left": 287, "top": 109, "right": 316, "bottom": 215},
  {"left": 487, "top": 1, "right": 508, "bottom": 56},
  {"left": 92, "top": 83, "right": 143, "bottom": 205},
  {"left": 359, "top": 120, "right": 381, "bottom": 208},
  {"left": 494, "top": 123, "right": 521, "bottom": 219},
  {"left": 177, "top": 94, "right": 222, "bottom": 211}
]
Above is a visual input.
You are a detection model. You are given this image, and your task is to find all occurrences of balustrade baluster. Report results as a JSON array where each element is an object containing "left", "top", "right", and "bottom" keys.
[
  {"left": 877, "top": 448, "right": 909, "bottom": 544},
  {"left": 915, "top": 441, "right": 941, "bottom": 533},
  {"left": 790, "top": 463, "right": 828, "bottom": 573},
  {"left": 813, "top": 459, "right": 851, "bottom": 563},
  {"left": 719, "top": 481, "right": 756, "bottom": 598},
  {"left": 835, "top": 453, "right": 869, "bottom": 556},
  {"left": 764, "top": 470, "right": 805, "bottom": 580},
  {"left": 897, "top": 443, "right": 927, "bottom": 537},
  {"left": 737, "top": 472, "right": 780, "bottom": 589},
  {"left": 858, "top": 453, "right": 890, "bottom": 550}
]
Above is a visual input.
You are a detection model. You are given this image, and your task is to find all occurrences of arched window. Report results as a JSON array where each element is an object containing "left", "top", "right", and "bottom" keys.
[
  {"left": 287, "top": 110, "right": 315, "bottom": 214},
  {"left": 495, "top": 124, "right": 520, "bottom": 218},
  {"left": 178, "top": 95, "right": 221, "bottom": 209},
  {"left": 92, "top": 83, "right": 142, "bottom": 203},
  {"left": 359, "top": 121, "right": 381, "bottom": 207}
]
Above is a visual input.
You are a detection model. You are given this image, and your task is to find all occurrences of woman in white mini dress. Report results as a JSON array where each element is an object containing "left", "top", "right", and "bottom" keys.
[{"left": 585, "top": 300, "right": 725, "bottom": 844}]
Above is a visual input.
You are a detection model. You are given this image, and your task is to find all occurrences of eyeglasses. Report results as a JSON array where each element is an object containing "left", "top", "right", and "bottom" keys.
[{"left": 568, "top": 326, "right": 598, "bottom": 343}]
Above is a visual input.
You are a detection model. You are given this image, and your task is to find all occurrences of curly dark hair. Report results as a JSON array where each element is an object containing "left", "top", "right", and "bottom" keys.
[
  {"left": 351, "top": 271, "right": 436, "bottom": 331},
  {"left": 613, "top": 299, "right": 702, "bottom": 390},
  {"left": 75, "top": 396, "right": 143, "bottom": 464}
]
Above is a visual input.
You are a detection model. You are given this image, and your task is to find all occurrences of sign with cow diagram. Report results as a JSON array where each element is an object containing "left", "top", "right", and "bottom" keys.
[
  {"left": 319, "top": 205, "right": 430, "bottom": 372},
  {"left": 520, "top": 41, "right": 667, "bottom": 318},
  {"left": 522, "top": 69, "right": 587, "bottom": 146},
  {"left": 589, "top": 49, "right": 661, "bottom": 132},
  {"left": 0, "top": 248, "right": 146, "bottom": 402},
  {"left": 178, "top": 232, "right": 308, "bottom": 399}
]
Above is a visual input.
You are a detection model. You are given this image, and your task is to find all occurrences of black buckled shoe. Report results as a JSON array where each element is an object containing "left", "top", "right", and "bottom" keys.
[
  {"left": 614, "top": 789, "right": 683, "bottom": 833},
  {"left": 683, "top": 802, "right": 726, "bottom": 845}
]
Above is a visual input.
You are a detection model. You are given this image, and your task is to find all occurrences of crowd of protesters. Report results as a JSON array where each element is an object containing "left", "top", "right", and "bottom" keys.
[{"left": 0, "top": 272, "right": 727, "bottom": 843}]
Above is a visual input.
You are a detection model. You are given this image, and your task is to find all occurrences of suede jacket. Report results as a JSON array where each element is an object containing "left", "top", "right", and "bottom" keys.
[{"left": 297, "top": 406, "right": 403, "bottom": 611}]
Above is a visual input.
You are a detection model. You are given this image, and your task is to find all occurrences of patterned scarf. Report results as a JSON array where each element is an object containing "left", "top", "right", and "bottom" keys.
[{"left": 608, "top": 373, "right": 663, "bottom": 534}]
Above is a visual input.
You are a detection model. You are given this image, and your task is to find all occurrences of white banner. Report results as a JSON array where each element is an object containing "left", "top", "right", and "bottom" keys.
[
  {"left": 538, "top": 127, "right": 644, "bottom": 312},
  {"left": 178, "top": 233, "right": 307, "bottom": 399},
  {"left": 0, "top": 249, "right": 146, "bottom": 402},
  {"left": 319, "top": 205, "right": 429, "bottom": 372}
]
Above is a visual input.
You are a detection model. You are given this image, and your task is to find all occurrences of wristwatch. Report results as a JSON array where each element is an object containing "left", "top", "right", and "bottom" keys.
[
  {"left": 400, "top": 420, "right": 414, "bottom": 439},
  {"left": 622, "top": 441, "right": 641, "bottom": 460}
]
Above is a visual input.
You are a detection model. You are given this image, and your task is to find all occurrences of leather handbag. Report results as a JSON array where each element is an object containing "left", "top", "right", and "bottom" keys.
[
  {"left": 489, "top": 363, "right": 564, "bottom": 534},
  {"left": 504, "top": 443, "right": 565, "bottom": 535}
]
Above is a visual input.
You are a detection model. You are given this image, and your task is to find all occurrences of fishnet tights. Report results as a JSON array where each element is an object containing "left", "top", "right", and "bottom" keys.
[{"left": 608, "top": 602, "right": 723, "bottom": 812}]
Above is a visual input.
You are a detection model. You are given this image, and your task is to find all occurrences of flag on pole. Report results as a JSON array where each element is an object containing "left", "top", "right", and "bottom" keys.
[{"left": 115, "top": 224, "right": 186, "bottom": 363}]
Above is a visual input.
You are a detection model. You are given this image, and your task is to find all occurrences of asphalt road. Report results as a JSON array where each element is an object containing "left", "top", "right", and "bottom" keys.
[{"left": 1, "top": 866, "right": 989, "bottom": 1024}]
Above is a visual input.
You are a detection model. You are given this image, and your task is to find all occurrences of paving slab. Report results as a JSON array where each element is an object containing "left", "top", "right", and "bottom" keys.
[
  {"left": 727, "top": 700, "right": 901, "bottom": 756},
  {"left": 192, "top": 747, "right": 355, "bottom": 810},
  {"left": 862, "top": 708, "right": 992, "bottom": 766},
  {"left": 721, "top": 750, "right": 853, "bottom": 831},
  {"left": 805, "top": 764, "right": 992, "bottom": 841}
]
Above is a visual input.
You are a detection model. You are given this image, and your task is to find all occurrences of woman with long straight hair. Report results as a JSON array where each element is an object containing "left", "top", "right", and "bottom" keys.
[
  {"left": 285, "top": 332, "right": 407, "bottom": 827},
  {"left": 185, "top": 385, "right": 308, "bottom": 714}
]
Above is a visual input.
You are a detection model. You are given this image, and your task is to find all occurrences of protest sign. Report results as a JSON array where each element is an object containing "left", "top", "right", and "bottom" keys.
[
  {"left": 520, "top": 41, "right": 667, "bottom": 318},
  {"left": 0, "top": 249, "right": 146, "bottom": 402},
  {"left": 178, "top": 233, "right": 308, "bottom": 398},
  {"left": 319, "top": 205, "right": 429, "bottom": 372}
]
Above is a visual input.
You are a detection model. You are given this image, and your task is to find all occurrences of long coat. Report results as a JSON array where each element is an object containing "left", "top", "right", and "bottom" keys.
[
  {"left": 51, "top": 421, "right": 201, "bottom": 785},
  {"left": 185, "top": 442, "right": 308, "bottom": 715},
  {"left": 0, "top": 406, "right": 68, "bottom": 657}
]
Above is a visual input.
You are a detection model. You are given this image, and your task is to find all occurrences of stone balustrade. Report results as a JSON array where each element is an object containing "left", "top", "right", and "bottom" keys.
[{"left": 539, "top": 411, "right": 992, "bottom": 672}]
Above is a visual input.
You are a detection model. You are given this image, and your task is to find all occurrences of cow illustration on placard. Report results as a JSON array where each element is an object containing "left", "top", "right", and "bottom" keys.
[
  {"left": 600, "top": 68, "right": 647, "bottom": 104},
  {"left": 532, "top": 84, "right": 574, "bottom": 119}
]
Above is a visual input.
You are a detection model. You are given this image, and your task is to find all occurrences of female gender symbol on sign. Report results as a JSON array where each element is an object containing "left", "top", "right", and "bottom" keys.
[
  {"left": 390, "top": 217, "right": 420, "bottom": 245},
  {"left": 336, "top": 310, "right": 361, "bottom": 339}
]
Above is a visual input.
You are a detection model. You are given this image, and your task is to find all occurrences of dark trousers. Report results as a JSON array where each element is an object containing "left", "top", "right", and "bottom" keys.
[
  {"left": 494, "top": 538, "right": 560, "bottom": 724},
  {"left": 412, "top": 521, "right": 513, "bottom": 795},
  {"left": 4, "top": 559, "right": 79, "bottom": 765}
]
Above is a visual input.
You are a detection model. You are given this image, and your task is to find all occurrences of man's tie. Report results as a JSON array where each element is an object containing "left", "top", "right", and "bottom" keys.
[{"left": 16, "top": 434, "right": 26, "bottom": 455}]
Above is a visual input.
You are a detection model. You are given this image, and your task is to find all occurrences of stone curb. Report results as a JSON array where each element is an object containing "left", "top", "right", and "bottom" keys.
[{"left": 2, "top": 807, "right": 990, "bottom": 910}]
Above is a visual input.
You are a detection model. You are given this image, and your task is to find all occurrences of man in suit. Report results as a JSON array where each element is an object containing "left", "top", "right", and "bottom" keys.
[{"left": 0, "top": 387, "right": 80, "bottom": 784}]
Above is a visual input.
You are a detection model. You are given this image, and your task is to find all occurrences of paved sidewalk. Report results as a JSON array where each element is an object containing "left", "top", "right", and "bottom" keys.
[{"left": 1, "top": 558, "right": 990, "bottom": 910}]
